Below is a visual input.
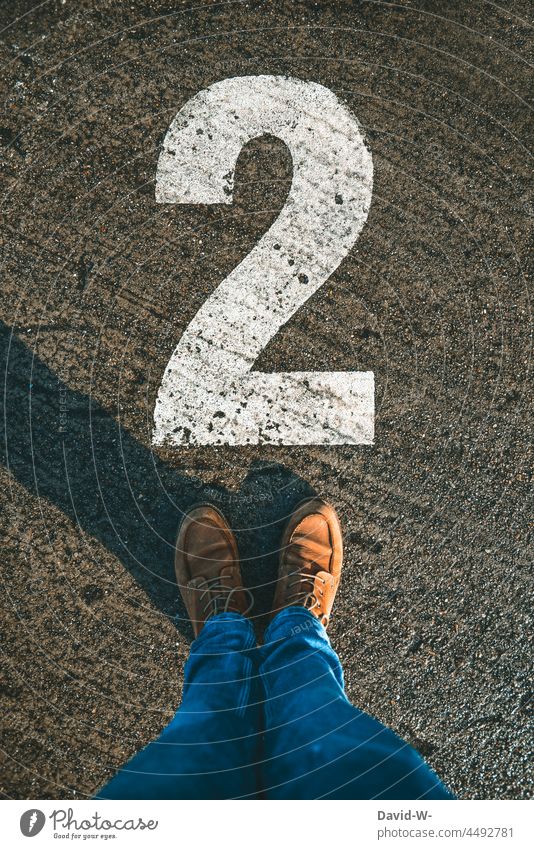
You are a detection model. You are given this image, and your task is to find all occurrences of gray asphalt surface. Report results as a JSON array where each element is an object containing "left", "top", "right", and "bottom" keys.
[{"left": 0, "top": 0, "right": 532, "bottom": 799}]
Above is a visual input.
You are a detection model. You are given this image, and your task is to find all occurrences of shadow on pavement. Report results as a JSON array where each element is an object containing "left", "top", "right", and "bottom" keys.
[{"left": 1, "top": 320, "right": 315, "bottom": 639}]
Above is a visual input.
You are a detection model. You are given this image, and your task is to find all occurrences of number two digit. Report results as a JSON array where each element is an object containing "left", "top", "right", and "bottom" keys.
[{"left": 153, "top": 75, "right": 374, "bottom": 446}]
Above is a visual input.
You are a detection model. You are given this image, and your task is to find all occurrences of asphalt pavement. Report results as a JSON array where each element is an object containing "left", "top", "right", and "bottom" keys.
[{"left": 0, "top": 0, "right": 531, "bottom": 799}]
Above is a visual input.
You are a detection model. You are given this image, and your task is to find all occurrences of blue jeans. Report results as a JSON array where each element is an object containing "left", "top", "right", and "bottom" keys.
[{"left": 97, "top": 608, "right": 453, "bottom": 799}]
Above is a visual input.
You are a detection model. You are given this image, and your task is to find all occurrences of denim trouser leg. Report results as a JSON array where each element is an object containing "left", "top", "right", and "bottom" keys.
[
  {"left": 260, "top": 608, "right": 453, "bottom": 799},
  {"left": 97, "top": 613, "right": 260, "bottom": 799},
  {"left": 97, "top": 608, "right": 452, "bottom": 800}
]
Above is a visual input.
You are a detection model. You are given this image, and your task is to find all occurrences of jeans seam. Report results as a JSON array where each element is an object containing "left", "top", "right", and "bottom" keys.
[
  {"left": 236, "top": 656, "right": 253, "bottom": 718},
  {"left": 259, "top": 667, "right": 273, "bottom": 725}
]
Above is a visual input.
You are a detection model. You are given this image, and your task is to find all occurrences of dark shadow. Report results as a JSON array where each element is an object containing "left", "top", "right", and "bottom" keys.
[{"left": 0, "top": 320, "right": 315, "bottom": 639}]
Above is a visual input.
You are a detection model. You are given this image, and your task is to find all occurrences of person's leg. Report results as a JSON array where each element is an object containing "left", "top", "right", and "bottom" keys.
[
  {"left": 97, "top": 504, "right": 260, "bottom": 799},
  {"left": 260, "top": 498, "right": 453, "bottom": 799},
  {"left": 98, "top": 612, "right": 261, "bottom": 799},
  {"left": 260, "top": 607, "right": 453, "bottom": 799}
]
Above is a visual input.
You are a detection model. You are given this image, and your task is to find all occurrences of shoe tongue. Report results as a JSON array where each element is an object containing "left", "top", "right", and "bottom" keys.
[
  {"left": 315, "top": 569, "right": 335, "bottom": 587},
  {"left": 188, "top": 576, "right": 207, "bottom": 590},
  {"left": 218, "top": 564, "right": 236, "bottom": 587}
]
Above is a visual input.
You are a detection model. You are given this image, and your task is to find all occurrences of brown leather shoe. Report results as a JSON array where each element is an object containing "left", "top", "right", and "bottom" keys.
[
  {"left": 175, "top": 504, "right": 253, "bottom": 637},
  {"left": 271, "top": 498, "right": 343, "bottom": 628}
]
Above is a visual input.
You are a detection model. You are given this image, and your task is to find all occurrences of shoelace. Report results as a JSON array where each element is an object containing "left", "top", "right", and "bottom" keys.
[
  {"left": 199, "top": 575, "right": 254, "bottom": 618},
  {"left": 286, "top": 563, "right": 326, "bottom": 612}
]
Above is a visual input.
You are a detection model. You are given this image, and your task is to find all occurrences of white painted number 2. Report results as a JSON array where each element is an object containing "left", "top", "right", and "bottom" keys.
[{"left": 153, "top": 76, "right": 374, "bottom": 446}]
